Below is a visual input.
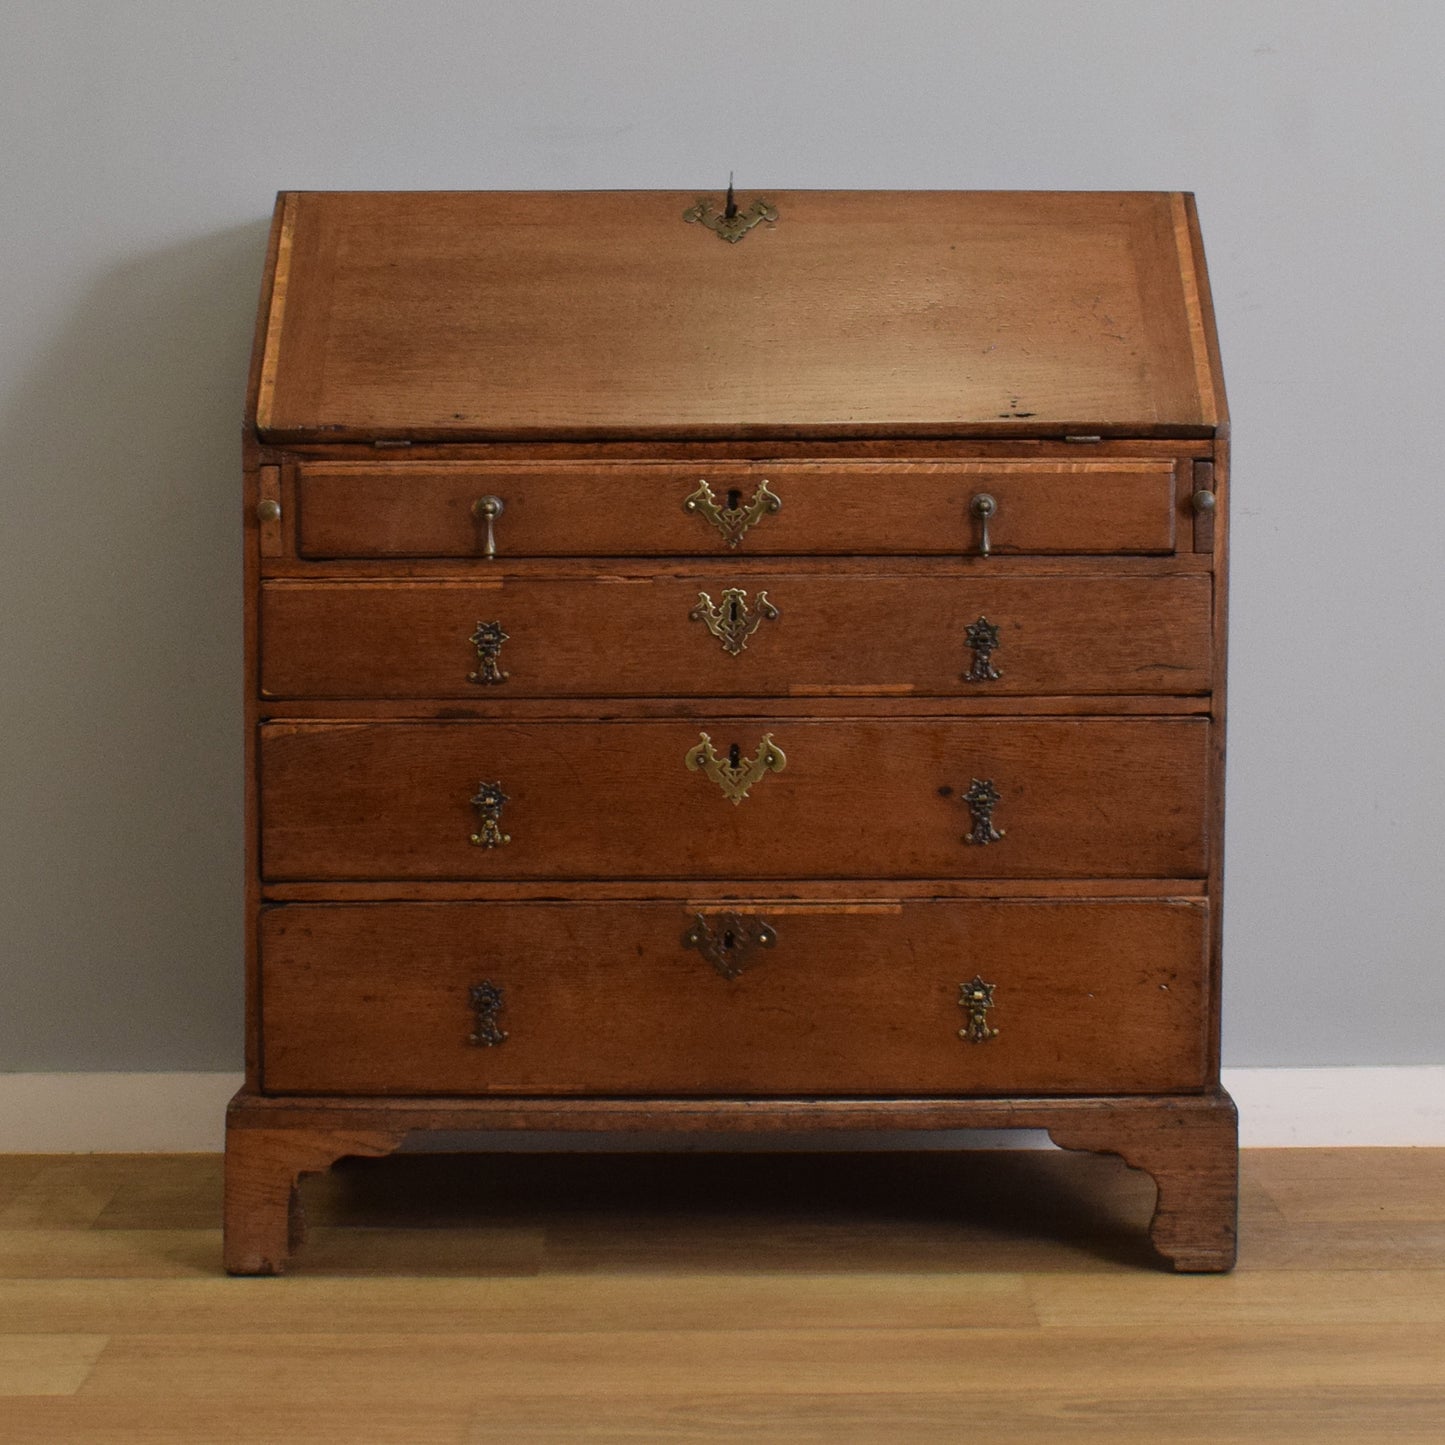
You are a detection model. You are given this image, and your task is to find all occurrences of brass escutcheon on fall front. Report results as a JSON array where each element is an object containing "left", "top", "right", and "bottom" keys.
[
  {"left": 689, "top": 587, "right": 779, "bottom": 656},
  {"left": 682, "top": 193, "right": 778, "bottom": 244},
  {"left": 683, "top": 912, "right": 778, "bottom": 980},
  {"left": 685, "top": 732, "right": 786, "bottom": 804},
  {"left": 683, "top": 478, "right": 782, "bottom": 547},
  {"left": 958, "top": 976, "right": 999, "bottom": 1043}
]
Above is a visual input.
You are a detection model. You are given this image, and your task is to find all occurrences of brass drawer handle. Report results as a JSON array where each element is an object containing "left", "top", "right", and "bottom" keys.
[
  {"left": 471, "top": 495, "right": 505, "bottom": 558},
  {"left": 685, "top": 732, "right": 786, "bottom": 804},
  {"left": 963, "top": 616, "right": 1001, "bottom": 682},
  {"left": 256, "top": 498, "right": 282, "bottom": 523},
  {"left": 469, "top": 781, "right": 511, "bottom": 848},
  {"left": 689, "top": 588, "right": 779, "bottom": 655},
  {"left": 468, "top": 981, "right": 508, "bottom": 1046},
  {"left": 958, "top": 977, "right": 998, "bottom": 1043},
  {"left": 683, "top": 479, "right": 781, "bottom": 547},
  {"left": 683, "top": 912, "right": 777, "bottom": 979},
  {"left": 961, "top": 777, "right": 1004, "bottom": 845},
  {"left": 969, "top": 492, "right": 997, "bottom": 556},
  {"left": 468, "top": 620, "right": 510, "bottom": 684}
]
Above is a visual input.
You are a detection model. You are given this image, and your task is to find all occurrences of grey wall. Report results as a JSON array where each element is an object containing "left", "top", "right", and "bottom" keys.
[{"left": 2, "top": 1, "right": 1441, "bottom": 1071}]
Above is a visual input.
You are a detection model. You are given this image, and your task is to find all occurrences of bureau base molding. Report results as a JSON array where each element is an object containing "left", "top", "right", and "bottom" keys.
[
  {"left": 4, "top": 1069, "right": 1439, "bottom": 1152},
  {"left": 223, "top": 1088, "right": 1239, "bottom": 1276}
]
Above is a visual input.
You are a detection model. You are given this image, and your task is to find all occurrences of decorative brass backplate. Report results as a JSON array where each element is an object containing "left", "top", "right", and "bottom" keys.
[
  {"left": 468, "top": 981, "right": 508, "bottom": 1046},
  {"left": 958, "top": 976, "right": 998, "bottom": 1043},
  {"left": 468, "top": 620, "right": 510, "bottom": 684},
  {"left": 683, "top": 479, "right": 782, "bottom": 548},
  {"left": 689, "top": 588, "right": 779, "bottom": 656},
  {"left": 683, "top": 912, "right": 777, "bottom": 980},
  {"left": 962, "top": 777, "right": 1004, "bottom": 845},
  {"left": 963, "top": 615, "right": 1001, "bottom": 682},
  {"left": 685, "top": 732, "right": 786, "bottom": 804},
  {"left": 683, "top": 195, "right": 778, "bottom": 244},
  {"left": 469, "top": 781, "right": 511, "bottom": 848}
]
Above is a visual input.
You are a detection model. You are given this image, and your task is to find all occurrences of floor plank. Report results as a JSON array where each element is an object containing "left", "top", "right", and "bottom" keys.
[
  {"left": 0, "top": 1148, "right": 1440, "bottom": 1443},
  {"left": 0, "top": 1271, "right": 1033, "bottom": 1335},
  {"left": 72, "top": 1324, "right": 1445, "bottom": 1403},
  {"left": 0, "top": 1334, "right": 108, "bottom": 1397}
]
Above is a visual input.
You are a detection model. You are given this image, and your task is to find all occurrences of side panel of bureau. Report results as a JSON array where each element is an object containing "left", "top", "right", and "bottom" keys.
[
  {"left": 259, "top": 717, "right": 1210, "bottom": 881},
  {"left": 260, "top": 899, "right": 1210, "bottom": 1096}
]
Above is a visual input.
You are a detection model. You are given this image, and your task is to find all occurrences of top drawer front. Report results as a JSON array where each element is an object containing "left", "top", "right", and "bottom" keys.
[{"left": 293, "top": 459, "right": 1181, "bottom": 558}]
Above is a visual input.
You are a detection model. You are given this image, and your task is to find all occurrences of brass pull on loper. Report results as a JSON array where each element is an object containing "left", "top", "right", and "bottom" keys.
[
  {"left": 471, "top": 495, "right": 505, "bottom": 558},
  {"left": 1191, "top": 489, "right": 1217, "bottom": 514},
  {"left": 969, "top": 493, "right": 997, "bottom": 557}
]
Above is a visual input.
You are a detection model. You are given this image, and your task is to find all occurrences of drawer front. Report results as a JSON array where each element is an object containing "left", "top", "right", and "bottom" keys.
[
  {"left": 260, "top": 899, "right": 1210, "bottom": 1096},
  {"left": 261, "top": 573, "right": 1211, "bottom": 699},
  {"left": 259, "top": 718, "right": 1209, "bottom": 881},
  {"left": 294, "top": 459, "right": 1182, "bottom": 558}
]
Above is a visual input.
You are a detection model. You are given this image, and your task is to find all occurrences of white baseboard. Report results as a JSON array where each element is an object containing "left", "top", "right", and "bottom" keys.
[{"left": 0, "top": 1068, "right": 1441, "bottom": 1152}]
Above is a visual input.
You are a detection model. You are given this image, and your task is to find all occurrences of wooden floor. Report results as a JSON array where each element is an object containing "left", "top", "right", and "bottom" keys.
[{"left": 0, "top": 1148, "right": 1442, "bottom": 1442}]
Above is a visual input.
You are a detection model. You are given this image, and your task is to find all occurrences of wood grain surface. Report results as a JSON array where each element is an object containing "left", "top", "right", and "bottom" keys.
[
  {"left": 258, "top": 717, "right": 1211, "bottom": 881},
  {"left": 258, "top": 898, "right": 1209, "bottom": 1096},
  {"left": 236, "top": 189, "right": 1236, "bottom": 1290},
  {"left": 259, "top": 571, "right": 1212, "bottom": 699},
  {"left": 254, "top": 191, "right": 1218, "bottom": 441},
  {"left": 291, "top": 458, "right": 1183, "bottom": 557},
  {"left": 3, "top": 1149, "right": 1440, "bottom": 1442}
]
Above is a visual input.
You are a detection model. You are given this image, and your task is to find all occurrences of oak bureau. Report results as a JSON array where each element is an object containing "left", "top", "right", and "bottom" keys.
[{"left": 226, "top": 190, "right": 1235, "bottom": 1273}]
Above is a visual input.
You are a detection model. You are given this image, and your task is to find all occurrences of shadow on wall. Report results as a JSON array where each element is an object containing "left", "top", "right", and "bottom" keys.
[{"left": 0, "top": 219, "right": 273, "bottom": 1071}]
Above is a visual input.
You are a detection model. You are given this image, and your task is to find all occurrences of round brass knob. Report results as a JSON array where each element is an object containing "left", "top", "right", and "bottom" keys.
[
  {"left": 1191, "top": 489, "right": 1217, "bottom": 514},
  {"left": 255, "top": 498, "right": 281, "bottom": 523}
]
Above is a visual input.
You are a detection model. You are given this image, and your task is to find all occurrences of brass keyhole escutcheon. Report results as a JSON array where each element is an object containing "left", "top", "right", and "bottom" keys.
[
  {"left": 690, "top": 587, "right": 779, "bottom": 656},
  {"left": 683, "top": 479, "right": 782, "bottom": 548},
  {"left": 682, "top": 192, "right": 778, "bottom": 244},
  {"left": 686, "top": 732, "right": 786, "bottom": 804},
  {"left": 683, "top": 912, "right": 777, "bottom": 980}
]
